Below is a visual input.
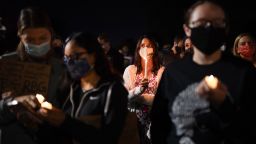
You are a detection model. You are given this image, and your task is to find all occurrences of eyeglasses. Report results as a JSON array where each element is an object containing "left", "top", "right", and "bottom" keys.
[
  {"left": 189, "top": 19, "right": 226, "bottom": 28},
  {"left": 63, "top": 52, "right": 87, "bottom": 64},
  {"left": 238, "top": 41, "right": 256, "bottom": 46}
]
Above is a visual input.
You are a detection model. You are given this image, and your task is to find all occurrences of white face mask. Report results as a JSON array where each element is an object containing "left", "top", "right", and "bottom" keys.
[
  {"left": 139, "top": 46, "right": 154, "bottom": 60},
  {"left": 24, "top": 41, "right": 51, "bottom": 57}
]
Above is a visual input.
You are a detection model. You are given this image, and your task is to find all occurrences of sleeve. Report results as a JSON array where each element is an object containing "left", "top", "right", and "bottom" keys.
[
  {"left": 103, "top": 81, "right": 128, "bottom": 143},
  {"left": 123, "top": 65, "right": 133, "bottom": 90},
  {"left": 155, "top": 66, "right": 165, "bottom": 93},
  {"left": 59, "top": 114, "right": 101, "bottom": 143},
  {"left": 210, "top": 93, "right": 237, "bottom": 123},
  {"left": 239, "top": 66, "right": 256, "bottom": 143},
  {"left": 0, "top": 97, "right": 16, "bottom": 126},
  {"left": 212, "top": 66, "right": 256, "bottom": 143},
  {"left": 150, "top": 69, "right": 172, "bottom": 144},
  {"left": 123, "top": 65, "right": 144, "bottom": 100}
]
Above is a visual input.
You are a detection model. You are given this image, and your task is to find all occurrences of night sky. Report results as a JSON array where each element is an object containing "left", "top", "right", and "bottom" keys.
[{"left": 1, "top": 0, "right": 256, "bottom": 52}]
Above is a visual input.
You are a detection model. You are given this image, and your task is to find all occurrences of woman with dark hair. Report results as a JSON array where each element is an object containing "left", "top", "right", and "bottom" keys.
[
  {"left": 0, "top": 7, "right": 64, "bottom": 144},
  {"left": 123, "top": 35, "right": 164, "bottom": 144},
  {"left": 36, "top": 32, "right": 128, "bottom": 144}
]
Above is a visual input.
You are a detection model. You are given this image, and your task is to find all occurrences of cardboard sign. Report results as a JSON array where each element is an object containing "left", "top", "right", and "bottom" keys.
[{"left": 0, "top": 60, "right": 51, "bottom": 97}]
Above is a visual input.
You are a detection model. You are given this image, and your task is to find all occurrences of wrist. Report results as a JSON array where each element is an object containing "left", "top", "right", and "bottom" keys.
[{"left": 134, "top": 86, "right": 144, "bottom": 95}]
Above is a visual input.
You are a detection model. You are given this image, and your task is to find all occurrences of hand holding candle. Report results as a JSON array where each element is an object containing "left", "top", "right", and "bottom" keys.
[
  {"left": 139, "top": 47, "right": 148, "bottom": 78},
  {"left": 36, "top": 94, "right": 45, "bottom": 104},
  {"left": 204, "top": 75, "right": 218, "bottom": 89},
  {"left": 196, "top": 75, "right": 227, "bottom": 104},
  {"left": 35, "top": 94, "right": 52, "bottom": 110},
  {"left": 41, "top": 101, "right": 53, "bottom": 110}
]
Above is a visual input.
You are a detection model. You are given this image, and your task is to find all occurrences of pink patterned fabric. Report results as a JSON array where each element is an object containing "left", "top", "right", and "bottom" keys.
[
  {"left": 134, "top": 73, "right": 159, "bottom": 141},
  {"left": 134, "top": 73, "right": 158, "bottom": 95}
]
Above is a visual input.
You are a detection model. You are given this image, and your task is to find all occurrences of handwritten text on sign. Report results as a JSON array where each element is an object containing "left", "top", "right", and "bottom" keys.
[{"left": 0, "top": 60, "right": 51, "bottom": 97}]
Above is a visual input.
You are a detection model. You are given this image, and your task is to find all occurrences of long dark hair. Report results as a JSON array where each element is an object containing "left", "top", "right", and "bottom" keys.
[
  {"left": 134, "top": 35, "right": 161, "bottom": 75},
  {"left": 57, "top": 32, "right": 113, "bottom": 105},
  {"left": 16, "top": 7, "right": 53, "bottom": 60},
  {"left": 65, "top": 32, "right": 112, "bottom": 79}
]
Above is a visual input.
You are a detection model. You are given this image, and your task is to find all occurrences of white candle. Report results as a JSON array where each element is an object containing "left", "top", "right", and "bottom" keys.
[
  {"left": 139, "top": 47, "right": 148, "bottom": 78},
  {"left": 144, "top": 59, "right": 148, "bottom": 78},
  {"left": 41, "top": 101, "right": 53, "bottom": 110},
  {"left": 204, "top": 75, "right": 218, "bottom": 89},
  {"left": 36, "top": 94, "right": 45, "bottom": 104}
]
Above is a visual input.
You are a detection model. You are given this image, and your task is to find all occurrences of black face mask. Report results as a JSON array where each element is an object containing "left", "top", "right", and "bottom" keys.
[{"left": 190, "top": 26, "right": 226, "bottom": 55}]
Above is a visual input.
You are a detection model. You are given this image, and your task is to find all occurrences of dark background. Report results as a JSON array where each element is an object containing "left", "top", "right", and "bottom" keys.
[{"left": 1, "top": 0, "right": 256, "bottom": 53}]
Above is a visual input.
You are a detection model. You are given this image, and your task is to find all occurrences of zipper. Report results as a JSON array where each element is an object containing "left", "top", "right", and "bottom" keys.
[{"left": 74, "top": 82, "right": 110, "bottom": 117}]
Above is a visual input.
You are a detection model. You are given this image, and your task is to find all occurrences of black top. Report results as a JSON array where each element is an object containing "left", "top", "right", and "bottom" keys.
[
  {"left": 151, "top": 53, "right": 256, "bottom": 144},
  {"left": 58, "top": 78, "right": 128, "bottom": 144}
]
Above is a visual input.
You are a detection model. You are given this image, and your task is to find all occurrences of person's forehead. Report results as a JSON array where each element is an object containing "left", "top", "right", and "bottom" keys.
[
  {"left": 65, "top": 41, "right": 84, "bottom": 53},
  {"left": 190, "top": 3, "right": 225, "bottom": 22},
  {"left": 239, "top": 36, "right": 253, "bottom": 42},
  {"left": 141, "top": 38, "right": 150, "bottom": 42},
  {"left": 23, "top": 27, "right": 51, "bottom": 36},
  {"left": 98, "top": 38, "right": 109, "bottom": 44}
]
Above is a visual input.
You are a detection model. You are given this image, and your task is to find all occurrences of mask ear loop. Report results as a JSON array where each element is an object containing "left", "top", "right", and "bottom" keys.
[
  {"left": 88, "top": 64, "right": 94, "bottom": 72},
  {"left": 204, "top": 21, "right": 211, "bottom": 28}
]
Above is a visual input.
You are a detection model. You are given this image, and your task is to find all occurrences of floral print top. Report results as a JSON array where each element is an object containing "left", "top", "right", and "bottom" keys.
[
  {"left": 134, "top": 73, "right": 159, "bottom": 140},
  {"left": 123, "top": 65, "right": 165, "bottom": 140}
]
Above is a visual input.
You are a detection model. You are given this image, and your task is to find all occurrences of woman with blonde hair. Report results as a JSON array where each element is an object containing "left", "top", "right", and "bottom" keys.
[{"left": 233, "top": 33, "right": 256, "bottom": 67}]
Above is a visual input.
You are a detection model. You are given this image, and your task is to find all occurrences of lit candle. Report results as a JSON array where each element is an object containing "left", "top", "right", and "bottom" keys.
[
  {"left": 41, "top": 101, "right": 53, "bottom": 110},
  {"left": 36, "top": 94, "right": 45, "bottom": 104},
  {"left": 204, "top": 75, "right": 218, "bottom": 89},
  {"left": 144, "top": 59, "right": 148, "bottom": 78},
  {"left": 139, "top": 47, "right": 148, "bottom": 78}
]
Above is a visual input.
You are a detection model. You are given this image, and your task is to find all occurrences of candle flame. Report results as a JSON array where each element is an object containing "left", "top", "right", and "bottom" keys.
[
  {"left": 205, "top": 75, "right": 218, "bottom": 89},
  {"left": 41, "top": 101, "right": 52, "bottom": 110},
  {"left": 36, "top": 94, "right": 45, "bottom": 104}
]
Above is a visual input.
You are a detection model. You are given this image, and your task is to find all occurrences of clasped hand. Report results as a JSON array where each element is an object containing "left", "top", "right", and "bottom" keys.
[
  {"left": 195, "top": 78, "right": 228, "bottom": 104},
  {"left": 5, "top": 93, "right": 65, "bottom": 127}
]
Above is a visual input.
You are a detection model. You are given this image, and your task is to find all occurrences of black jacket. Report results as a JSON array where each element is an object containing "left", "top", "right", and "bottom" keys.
[
  {"left": 58, "top": 79, "right": 128, "bottom": 144},
  {"left": 151, "top": 53, "right": 256, "bottom": 144}
]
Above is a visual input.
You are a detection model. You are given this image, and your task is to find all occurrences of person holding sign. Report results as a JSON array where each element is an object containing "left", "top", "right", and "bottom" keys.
[
  {"left": 151, "top": 1, "right": 256, "bottom": 144},
  {"left": 0, "top": 7, "right": 64, "bottom": 144},
  {"left": 123, "top": 35, "right": 164, "bottom": 144}
]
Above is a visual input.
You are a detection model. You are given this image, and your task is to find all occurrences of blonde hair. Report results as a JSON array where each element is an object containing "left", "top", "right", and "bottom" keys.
[{"left": 232, "top": 33, "right": 255, "bottom": 57}]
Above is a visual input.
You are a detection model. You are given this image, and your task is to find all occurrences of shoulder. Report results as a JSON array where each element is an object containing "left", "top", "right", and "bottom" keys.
[
  {"left": 124, "top": 65, "right": 137, "bottom": 72},
  {"left": 111, "top": 80, "right": 128, "bottom": 102},
  {"left": 158, "top": 66, "right": 165, "bottom": 74},
  {"left": 99, "top": 79, "right": 128, "bottom": 97},
  {"left": 155, "top": 66, "right": 165, "bottom": 78},
  {"left": 222, "top": 53, "right": 255, "bottom": 70}
]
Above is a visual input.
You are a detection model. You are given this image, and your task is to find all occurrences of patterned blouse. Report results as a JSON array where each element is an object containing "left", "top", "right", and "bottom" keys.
[
  {"left": 134, "top": 73, "right": 157, "bottom": 124},
  {"left": 123, "top": 65, "right": 165, "bottom": 139}
]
